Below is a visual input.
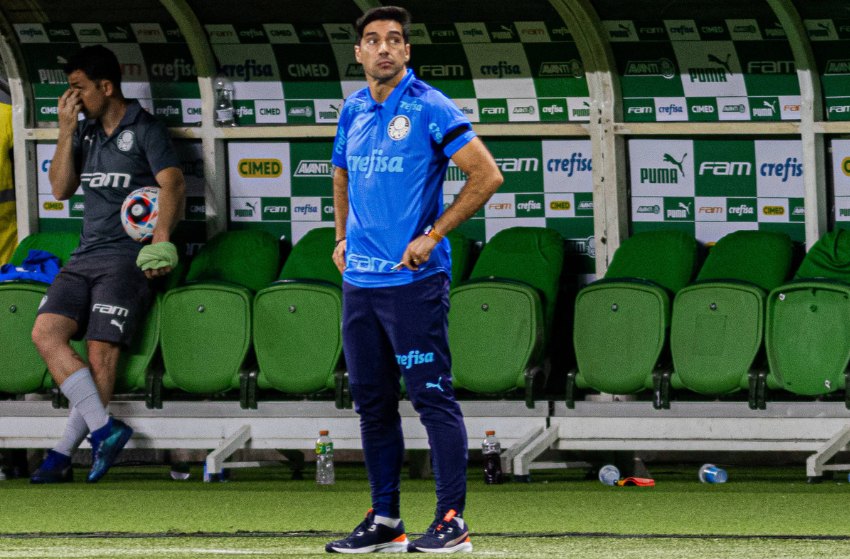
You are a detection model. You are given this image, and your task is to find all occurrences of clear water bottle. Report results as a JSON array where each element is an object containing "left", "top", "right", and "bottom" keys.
[
  {"left": 482, "top": 430, "right": 503, "bottom": 484},
  {"left": 316, "top": 430, "right": 335, "bottom": 485},
  {"left": 598, "top": 464, "right": 620, "bottom": 486},
  {"left": 698, "top": 463, "right": 728, "bottom": 484},
  {"left": 213, "top": 74, "right": 235, "bottom": 126}
]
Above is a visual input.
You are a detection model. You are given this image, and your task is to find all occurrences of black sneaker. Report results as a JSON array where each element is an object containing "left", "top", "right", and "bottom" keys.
[
  {"left": 326, "top": 509, "right": 409, "bottom": 553},
  {"left": 408, "top": 509, "right": 472, "bottom": 553},
  {"left": 30, "top": 450, "right": 73, "bottom": 484},
  {"left": 86, "top": 418, "right": 133, "bottom": 483}
]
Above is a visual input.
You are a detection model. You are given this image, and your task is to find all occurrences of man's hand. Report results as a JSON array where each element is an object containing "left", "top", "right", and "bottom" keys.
[
  {"left": 137, "top": 242, "right": 179, "bottom": 279},
  {"left": 57, "top": 89, "right": 82, "bottom": 130},
  {"left": 332, "top": 239, "right": 346, "bottom": 273},
  {"left": 399, "top": 235, "right": 439, "bottom": 271}
]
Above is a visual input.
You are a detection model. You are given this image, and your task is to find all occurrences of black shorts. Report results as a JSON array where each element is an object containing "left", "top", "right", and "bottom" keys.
[{"left": 37, "top": 253, "right": 152, "bottom": 346}]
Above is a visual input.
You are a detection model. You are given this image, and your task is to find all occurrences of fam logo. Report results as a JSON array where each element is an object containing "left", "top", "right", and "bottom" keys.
[
  {"left": 116, "top": 131, "right": 135, "bottom": 152},
  {"left": 387, "top": 115, "right": 411, "bottom": 140},
  {"left": 396, "top": 349, "right": 435, "bottom": 370},
  {"left": 698, "top": 161, "right": 752, "bottom": 176},
  {"left": 640, "top": 152, "right": 687, "bottom": 184},
  {"left": 689, "top": 53, "right": 731, "bottom": 83}
]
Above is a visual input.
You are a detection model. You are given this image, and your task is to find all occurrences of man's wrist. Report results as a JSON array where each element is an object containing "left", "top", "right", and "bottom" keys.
[
  {"left": 335, "top": 237, "right": 346, "bottom": 247},
  {"left": 423, "top": 225, "right": 444, "bottom": 243}
]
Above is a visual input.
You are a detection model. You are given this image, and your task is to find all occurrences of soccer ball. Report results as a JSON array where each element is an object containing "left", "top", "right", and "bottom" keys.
[{"left": 120, "top": 186, "right": 159, "bottom": 242}]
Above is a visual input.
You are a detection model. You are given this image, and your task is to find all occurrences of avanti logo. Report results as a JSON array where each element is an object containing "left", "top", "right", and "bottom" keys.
[
  {"left": 539, "top": 60, "right": 582, "bottom": 77},
  {"left": 637, "top": 205, "right": 660, "bottom": 214},
  {"left": 396, "top": 350, "right": 435, "bottom": 369},
  {"left": 640, "top": 153, "right": 686, "bottom": 184},
  {"left": 825, "top": 59, "right": 850, "bottom": 74},
  {"left": 689, "top": 53, "right": 731, "bottom": 83},
  {"left": 295, "top": 160, "right": 332, "bottom": 177},
  {"left": 624, "top": 58, "right": 676, "bottom": 79}
]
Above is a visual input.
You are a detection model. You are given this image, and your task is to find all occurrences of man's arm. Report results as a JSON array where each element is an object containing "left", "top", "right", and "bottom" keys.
[
  {"left": 48, "top": 89, "right": 82, "bottom": 200},
  {"left": 332, "top": 166, "right": 349, "bottom": 273},
  {"left": 400, "top": 137, "right": 503, "bottom": 269},
  {"left": 142, "top": 166, "right": 185, "bottom": 278}
]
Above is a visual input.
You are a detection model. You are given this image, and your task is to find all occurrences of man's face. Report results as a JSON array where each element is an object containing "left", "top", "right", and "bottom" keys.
[
  {"left": 67, "top": 69, "right": 109, "bottom": 119},
  {"left": 355, "top": 19, "right": 410, "bottom": 83}
]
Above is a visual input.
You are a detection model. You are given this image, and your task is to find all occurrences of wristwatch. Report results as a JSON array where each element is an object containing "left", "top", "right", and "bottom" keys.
[{"left": 423, "top": 225, "right": 444, "bottom": 243}]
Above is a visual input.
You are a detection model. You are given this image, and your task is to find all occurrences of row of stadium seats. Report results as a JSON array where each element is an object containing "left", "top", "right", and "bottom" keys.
[
  {"left": 569, "top": 228, "right": 850, "bottom": 410},
  {"left": 5, "top": 226, "right": 850, "bottom": 412},
  {"left": 0, "top": 226, "right": 563, "bottom": 409}
]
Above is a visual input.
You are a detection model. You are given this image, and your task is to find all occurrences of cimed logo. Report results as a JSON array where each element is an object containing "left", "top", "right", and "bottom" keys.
[{"left": 388, "top": 115, "right": 411, "bottom": 140}]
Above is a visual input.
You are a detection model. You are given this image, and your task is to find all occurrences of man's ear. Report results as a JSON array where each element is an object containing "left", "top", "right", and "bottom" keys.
[
  {"left": 354, "top": 44, "right": 362, "bottom": 64},
  {"left": 101, "top": 79, "right": 116, "bottom": 97}
]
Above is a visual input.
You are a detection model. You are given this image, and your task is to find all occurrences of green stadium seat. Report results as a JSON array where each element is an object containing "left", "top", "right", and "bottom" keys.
[
  {"left": 448, "top": 227, "right": 564, "bottom": 407},
  {"left": 158, "top": 230, "right": 280, "bottom": 404},
  {"left": 765, "top": 230, "right": 850, "bottom": 403},
  {"left": 251, "top": 227, "right": 343, "bottom": 406},
  {"left": 447, "top": 230, "right": 473, "bottom": 289},
  {"left": 570, "top": 230, "right": 697, "bottom": 409},
  {"left": 0, "top": 232, "right": 79, "bottom": 395},
  {"left": 671, "top": 231, "right": 793, "bottom": 407}
]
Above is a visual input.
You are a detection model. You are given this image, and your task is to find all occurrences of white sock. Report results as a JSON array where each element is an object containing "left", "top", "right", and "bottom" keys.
[
  {"left": 373, "top": 515, "right": 401, "bottom": 528},
  {"left": 53, "top": 407, "right": 89, "bottom": 457},
  {"left": 59, "top": 368, "right": 109, "bottom": 432}
]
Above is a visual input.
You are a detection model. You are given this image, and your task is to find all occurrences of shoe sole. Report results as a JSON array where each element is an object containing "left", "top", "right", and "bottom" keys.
[
  {"left": 87, "top": 424, "right": 133, "bottom": 483},
  {"left": 408, "top": 541, "right": 473, "bottom": 553},
  {"left": 327, "top": 539, "right": 410, "bottom": 553}
]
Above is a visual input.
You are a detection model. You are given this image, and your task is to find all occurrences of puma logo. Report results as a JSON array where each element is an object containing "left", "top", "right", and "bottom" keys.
[
  {"left": 707, "top": 53, "right": 732, "bottom": 74},
  {"left": 110, "top": 319, "right": 125, "bottom": 334},
  {"left": 663, "top": 153, "right": 687, "bottom": 177}
]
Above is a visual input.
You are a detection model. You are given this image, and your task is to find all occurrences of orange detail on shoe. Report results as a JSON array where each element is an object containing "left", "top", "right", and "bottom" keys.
[
  {"left": 464, "top": 536, "right": 471, "bottom": 542},
  {"left": 444, "top": 510, "right": 457, "bottom": 522},
  {"left": 392, "top": 534, "right": 407, "bottom": 542}
]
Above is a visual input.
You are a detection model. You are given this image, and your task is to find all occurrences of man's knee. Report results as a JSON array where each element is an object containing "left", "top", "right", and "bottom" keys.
[{"left": 31, "top": 315, "right": 72, "bottom": 353}]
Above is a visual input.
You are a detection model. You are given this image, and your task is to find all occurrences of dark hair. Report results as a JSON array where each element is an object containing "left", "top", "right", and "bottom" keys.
[
  {"left": 355, "top": 5, "right": 411, "bottom": 44},
  {"left": 63, "top": 45, "right": 122, "bottom": 89}
]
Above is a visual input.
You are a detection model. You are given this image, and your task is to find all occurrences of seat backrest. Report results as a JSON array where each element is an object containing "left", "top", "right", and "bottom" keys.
[
  {"left": 468, "top": 227, "right": 564, "bottom": 329},
  {"left": 184, "top": 230, "right": 280, "bottom": 292},
  {"left": 605, "top": 230, "right": 697, "bottom": 293},
  {"left": 278, "top": 227, "right": 342, "bottom": 286},
  {"left": 9, "top": 232, "right": 80, "bottom": 266},
  {"left": 447, "top": 229, "right": 472, "bottom": 288},
  {"left": 696, "top": 230, "right": 793, "bottom": 292},
  {"left": 794, "top": 229, "right": 850, "bottom": 281}
]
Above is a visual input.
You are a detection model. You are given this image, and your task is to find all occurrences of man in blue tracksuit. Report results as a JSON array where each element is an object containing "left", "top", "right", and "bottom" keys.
[{"left": 326, "top": 6, "right": 503, "bottom": 554}]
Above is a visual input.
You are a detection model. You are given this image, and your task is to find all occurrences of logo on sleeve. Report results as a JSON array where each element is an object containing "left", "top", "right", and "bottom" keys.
[
  {"left": 387, "top": 115, "right": 411, "bottom": 140},
  {"left": 116, "top": 130, "right": 135, "bottom": 152}
]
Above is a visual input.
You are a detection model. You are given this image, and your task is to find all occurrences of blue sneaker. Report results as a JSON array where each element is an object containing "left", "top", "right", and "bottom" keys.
[
  {"left": 408, "top": 510, "right": 472, "bottom": 553},
  {"left": 326, "top": 509, "right": 409, "bottom": 553},
  {"left": 86, "top": 418, "right": 133, "bottom": 483},
  {"left": 30, "top": 450, "right": 73, "bottom": 484}
]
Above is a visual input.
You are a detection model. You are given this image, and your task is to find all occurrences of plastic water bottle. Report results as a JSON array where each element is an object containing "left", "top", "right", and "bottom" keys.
[
  {"left": 598, "top": 464, "right": 620, "bottom": 486},
  {"left": 482, "top": 430, "right": 503, "bottom": 484},
  {"left": 698, "top": 463, "right": 728, "bottom": 484},
  {"left": 213, "top": 74, "right": 235, "bottom": 126},
  {"left": 316, "top": 430, "right": 335, "bottom": 485}
]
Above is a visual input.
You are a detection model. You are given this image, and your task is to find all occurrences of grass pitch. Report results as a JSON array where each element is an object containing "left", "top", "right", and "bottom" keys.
[{"left": 2, "top": 463, "right": 850, "bottom": 558}]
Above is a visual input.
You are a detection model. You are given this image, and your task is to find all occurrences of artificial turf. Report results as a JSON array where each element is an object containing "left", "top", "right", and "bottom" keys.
[{"left": 2, "top": 463, "right": 850, "bottom": 558}]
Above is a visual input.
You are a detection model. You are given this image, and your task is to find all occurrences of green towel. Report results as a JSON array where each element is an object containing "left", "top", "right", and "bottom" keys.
[
  {"left": 697, "top": 230, "right": 792, "bottom": 292},
  {"left": 794, "top": 229, "right": 850, "bottom": 281},
  {"left": 136, "top": 242, "right": 178, "bottom": 271}
]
